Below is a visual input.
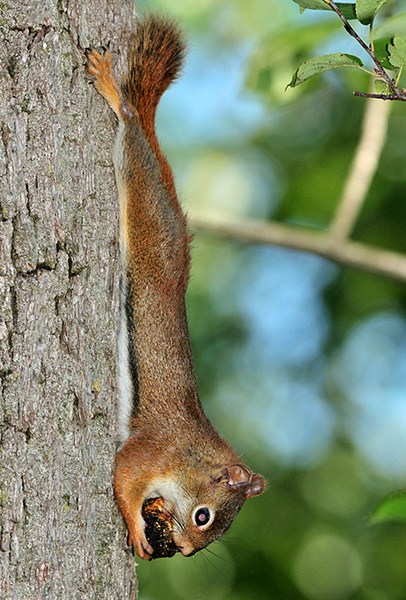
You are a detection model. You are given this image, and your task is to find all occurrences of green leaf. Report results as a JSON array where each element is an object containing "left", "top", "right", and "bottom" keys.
[
  {"left": 335, "top": 3, "right": 358, "bottom": 19},
  {"left": 388, "top": 35, "right": 406, "bottom": 69},
  {"left": 291, "top": 0, "right": 357, "bottom": 19},
  {"left": 374, "top": 79, "right": 389, "bottom": 93},
  {"left": 373, "top": 36, "right": 394, "bottom": 69},
  {"left": 287, "top": 53, "right": 364, "bottom": 88},
  {"left": 292, "top": 0, "right": 331, "bottom": 9},
  {"left": 356, "top": 0, "right": 390, "bottom": 25},
  {"left": 374, "top": 12, "right": 406, "bottom": 38},
  {"left": 370, "top": 493, "right": 406, "bottom": 525}
]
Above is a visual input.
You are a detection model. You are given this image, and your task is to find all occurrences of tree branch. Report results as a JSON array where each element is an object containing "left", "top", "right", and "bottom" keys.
[
  {"left": 354, "top": 92, "right": 406, "bottom": 101},
  {"left": 325, "top": 0, "right": 402, "bottom": 98},
  {"left": 329, "top": 93, "right": 391, "bottom": 241},
  {"left": 190, "top": 211, "right": 406, "bottom": 283}
]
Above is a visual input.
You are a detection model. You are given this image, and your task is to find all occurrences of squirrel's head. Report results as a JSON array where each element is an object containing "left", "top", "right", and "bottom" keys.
[{"left": 153, "top": 464, "right": 265, "bottom": 557}]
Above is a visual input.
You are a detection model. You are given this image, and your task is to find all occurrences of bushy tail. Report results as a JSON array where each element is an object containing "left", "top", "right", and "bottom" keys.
[
  {"left": 122, "top": 16, "right": 186, "bottom": 203},
  {"left": 123, "top": 16, "right": 185, "bottom": 118}
]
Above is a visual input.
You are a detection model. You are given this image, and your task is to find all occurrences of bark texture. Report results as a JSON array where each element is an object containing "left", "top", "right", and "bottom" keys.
[{"left": 0, "top": 1, "right": 138, "bottom": 597}]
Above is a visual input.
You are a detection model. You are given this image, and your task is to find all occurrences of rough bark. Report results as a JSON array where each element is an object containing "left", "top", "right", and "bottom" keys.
[{"left": 0, "top": 1, "right": 138, "bottom": 597}]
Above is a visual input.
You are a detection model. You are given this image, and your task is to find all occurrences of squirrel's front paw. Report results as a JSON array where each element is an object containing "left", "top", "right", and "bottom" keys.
[{"left": 129, "top": 525, "right": 154, "bottom": 561}]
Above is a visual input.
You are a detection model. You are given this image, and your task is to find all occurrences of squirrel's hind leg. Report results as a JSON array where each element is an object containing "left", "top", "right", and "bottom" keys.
[{"left": 86, "top": 50, "right": 134, "bottom": 121}]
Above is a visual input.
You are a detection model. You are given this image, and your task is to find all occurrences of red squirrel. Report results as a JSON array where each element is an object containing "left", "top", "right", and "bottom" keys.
[{"left": 86, "top": 15, "right": 265, "bottom": 561}]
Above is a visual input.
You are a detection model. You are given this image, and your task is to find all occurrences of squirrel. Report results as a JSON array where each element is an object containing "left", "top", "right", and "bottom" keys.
[{"left": 86, "top": 15, "right": 265, "bottom": 561}]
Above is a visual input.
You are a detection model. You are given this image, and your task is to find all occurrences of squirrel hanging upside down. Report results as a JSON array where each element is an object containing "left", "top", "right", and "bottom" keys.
[{"left": 86, "top": 15, "right": 265, "bottom": 561}]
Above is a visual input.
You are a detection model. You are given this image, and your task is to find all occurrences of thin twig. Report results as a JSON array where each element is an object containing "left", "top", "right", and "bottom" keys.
[
  {"left": 325, "top": 0, "right": 402, "bottom": 98},
  {"left": 354, "top": 91, "right": 406, "bottom": 100},
  {"left": 329, "top": 92, "right": 392, "bottom": 241},
  {"left": 190, "top": 211, "right": 406, "bottom": 283}
]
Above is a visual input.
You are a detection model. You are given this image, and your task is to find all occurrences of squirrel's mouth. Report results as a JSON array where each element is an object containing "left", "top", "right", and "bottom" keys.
[{"left": 172, "top": 532, "right": 195, "bottom": 557}]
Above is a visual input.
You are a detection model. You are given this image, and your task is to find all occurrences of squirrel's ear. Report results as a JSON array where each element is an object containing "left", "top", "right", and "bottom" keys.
[
  {"left": 225, "top": 465, "right": 266, "bottom": 498},
  {"left": 225, "top": 465, "right": 252, "bottom": 490},
  {"left": 245, "top": 473, "right": 266, "bottom": 498}
]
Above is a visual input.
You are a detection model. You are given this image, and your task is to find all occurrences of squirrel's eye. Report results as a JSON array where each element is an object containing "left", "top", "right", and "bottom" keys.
[{"left": 193, "top": 506, "right": 214, "bottom": 529}]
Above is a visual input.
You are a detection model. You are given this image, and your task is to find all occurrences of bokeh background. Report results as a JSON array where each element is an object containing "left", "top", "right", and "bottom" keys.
[{"left": 135, "top": 0, "right": 406, "bottom": 598}]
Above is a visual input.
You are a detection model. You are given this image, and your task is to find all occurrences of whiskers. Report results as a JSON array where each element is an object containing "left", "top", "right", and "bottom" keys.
[
  {"left": 162, "top": 504, "right": 185, "bottom": 533},
  {"left": 164, "top": 475, "right": 195, "bottom": 532},
  {"left": 200, "top": 545, "right": 230, "bottom": 578}
]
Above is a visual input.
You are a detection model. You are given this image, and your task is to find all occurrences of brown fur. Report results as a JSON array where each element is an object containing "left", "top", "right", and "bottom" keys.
[
  {"left": 86, "top": 15, "right": 265, "bottom": 561},
  {"left": 122, "top": 16, "right": 186, "bottom": 211}
]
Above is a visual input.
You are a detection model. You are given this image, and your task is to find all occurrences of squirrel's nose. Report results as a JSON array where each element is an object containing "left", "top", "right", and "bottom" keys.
[
  {"left": 173, "top": 534, "right": 195, "bottom": 556},
  {"left": 178, "top": 545, "right": 196, "bottom": 557}
]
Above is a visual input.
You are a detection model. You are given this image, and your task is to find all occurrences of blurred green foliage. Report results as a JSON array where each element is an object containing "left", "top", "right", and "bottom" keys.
[
  {"left": 135, "top": 0, "right": 406, "bottom": 598},
  {"left": 370, "top": 493, "right": 406, "bottom": 524}
]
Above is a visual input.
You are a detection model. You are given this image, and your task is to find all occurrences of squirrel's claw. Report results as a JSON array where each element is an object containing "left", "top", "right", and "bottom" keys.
[{"left": 128, "top": 524, "right": 154, "bottom": 561}]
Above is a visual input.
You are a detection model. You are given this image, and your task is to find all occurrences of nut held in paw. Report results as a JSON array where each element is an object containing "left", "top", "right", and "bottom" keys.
[{"left": 141, "top": 498, "right": 178, "bottom": 559}]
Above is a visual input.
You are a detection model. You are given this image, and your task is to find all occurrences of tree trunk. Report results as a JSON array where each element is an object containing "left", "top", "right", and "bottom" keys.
[{"left": 0, "top": 1, "right": 138, "bottom": 597}]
